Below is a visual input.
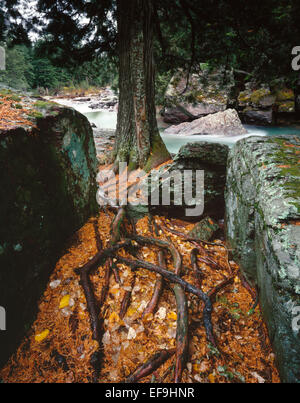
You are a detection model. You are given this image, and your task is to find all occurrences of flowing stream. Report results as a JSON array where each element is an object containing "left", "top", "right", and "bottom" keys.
[
  {"left": 83, "top": 110, "right": 300, "bottom": 154},
  {"left": 54, "top": 99, "right": 300, "bottom": 154}
]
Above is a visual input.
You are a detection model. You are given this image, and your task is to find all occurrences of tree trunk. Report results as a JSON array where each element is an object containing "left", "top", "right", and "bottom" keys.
[
  {"left": 114, "top": 0, "right": 170, "bottom": 172},
  {"left": 295, "top": 76, "right": 300, "bottom": 119}
]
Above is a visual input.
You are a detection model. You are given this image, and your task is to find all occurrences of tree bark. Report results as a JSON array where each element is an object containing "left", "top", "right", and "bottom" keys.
[
  {"left": 295, "top": 76, "right": 300, "bottom": 119},
  {"left": 115, "top": 0, "right": 170, "bottom": 171}
]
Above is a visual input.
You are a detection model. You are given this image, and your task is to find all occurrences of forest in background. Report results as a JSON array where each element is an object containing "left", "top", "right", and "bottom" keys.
[
  {"left": 0, "top": 42, "right": 118, "bottom": 95},
  {"left": 1, "top": 0, "right": 300, "bottom": 103}
]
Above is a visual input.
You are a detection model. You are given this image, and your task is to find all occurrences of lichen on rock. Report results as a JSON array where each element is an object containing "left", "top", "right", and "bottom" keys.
[
  {"left": 0, "top": 96, "right": 99, "bottom": 368},
  {"left": 225, "top": 135, "right": 300, "bottom": 383}
]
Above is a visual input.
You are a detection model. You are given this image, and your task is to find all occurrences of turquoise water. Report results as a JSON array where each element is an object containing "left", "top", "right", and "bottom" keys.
[
  {"left": 161, "top": 125, "right": 300, "bottom": 154},
  {"left": 83, "top": 111, "right": 300, "bottom": 155},
  {"left": 84, "top": 111, "right": 118, "bottom": 129}
]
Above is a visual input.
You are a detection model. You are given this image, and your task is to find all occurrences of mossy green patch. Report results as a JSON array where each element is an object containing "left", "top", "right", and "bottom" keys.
[
  {"left": 27, "top": 110, "right": 44, "bottom": 119},
  {"left": 238, "top": 91, "right": 251, "bottom": 104},
  {"left": 33, "top": 100, "right": 57, "bottom": 110},
  {"left": 0, "top": 89, "right": 13, "bottom": 97},
  {"left": 144, "top": 132, "right": 170, "bottom": 173},
  {"left": 250, "top": 88, "right": 271, "bottom": 104},
  {"left": 276, "top": 88, "right": 294, "bottom": 102},
  {"left": 277, "top": 101, "right": 295, "bottom": 112},
  {"left": 6, "top": 94, "right": 22, "bottom": 102}
]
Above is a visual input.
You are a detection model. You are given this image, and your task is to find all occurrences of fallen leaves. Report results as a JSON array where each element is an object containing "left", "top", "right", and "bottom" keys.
[
  {"left": 0, "top": 96, "right": 34, "bottom": 130},
  {"left": 0, "top": 212, "right": 280, "bottom": 384},
  {"left": 59, "top": 295, "right": 70, "bottom": 309},
  {"left": 35, "top": 329, "right": 50, "bottom": 343}
]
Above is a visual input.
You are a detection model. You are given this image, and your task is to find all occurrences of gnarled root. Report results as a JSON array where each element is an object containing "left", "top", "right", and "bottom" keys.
[{"left": 125, "top": 349, "right": 176, "bottom": 383}]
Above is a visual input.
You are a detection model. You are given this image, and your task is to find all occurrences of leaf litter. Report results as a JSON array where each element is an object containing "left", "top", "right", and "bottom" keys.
[{"left": 0, "top": 212, "right": 280, "bottom": 383}]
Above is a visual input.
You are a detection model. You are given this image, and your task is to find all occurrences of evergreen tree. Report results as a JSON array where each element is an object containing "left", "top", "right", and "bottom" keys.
[
  {"left": 0, "top": 45, "right": 34, "bottom": 90},
  {"left": 3, "top": 0, "right": 300, "bottom": 166}
]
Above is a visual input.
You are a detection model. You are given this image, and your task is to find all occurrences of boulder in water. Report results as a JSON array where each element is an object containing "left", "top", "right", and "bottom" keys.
[{"left": 164, "top": 109, "right": 247, "bottom": 136}]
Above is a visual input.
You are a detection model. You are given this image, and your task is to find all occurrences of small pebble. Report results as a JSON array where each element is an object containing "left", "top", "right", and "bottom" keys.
[
  {"left": 156, "top": 307, "right": 167, "bottom": 320},
  {"left": 50, "top": 280, "right": 61, "bottom": 289},
  {"left": 127, "top": 327, "right": 137, "bottom": 340}
]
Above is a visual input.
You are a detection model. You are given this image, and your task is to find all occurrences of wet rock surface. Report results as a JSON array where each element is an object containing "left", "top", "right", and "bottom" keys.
[
  {"left": 164, "top": 109, "right": 247, "bottom": 137},
  {"left": 88, "top": 87, "right": 118, "bottom": 111},
  {"left": 188, "top": 216, "right": 220, "bottom": 241},
  {"left": 240, "top": 109, "right": 273, "bottom": 125},
  {"left": 237, "top": 85, "right": 296, "bottom": 126},
  {"left": 226, "top": 135, "right": 300, "bottom": 383},
  {"left": 150, "top": 141, "right": 229, "bottom": 219},
  {"left": 162, "top": 68, "right": 233, "bottom": 124},
  {"left": 0, "top": 101, "right": 98, "bottom": 367},
  {"left": 93, "top": 128, "right": 115, "bottom": 165}
]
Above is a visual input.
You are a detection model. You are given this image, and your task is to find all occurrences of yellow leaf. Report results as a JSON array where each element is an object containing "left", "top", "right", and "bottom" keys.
[
  {"left": 59, "top": 295, "right": 70, "bottom": 309},
  {"left": 35, "top": 329, "right": 50, "bottom": 342},
  {"left": 193, "top": 364, "right": 201, "bottom": 372},
  {"left": 208, "top": 373, "right": 215, "bottom": 383},
  {"left": 127, "top": 307, "right": 137, "bottom": 317},
  {"left": 142, "top": 313, "right": 153, "bottom": 322},
  {"left": 168, "top": 312, "right": 177, "bottom": 321},
  {"left": 109, "top": 312, "right": 120, "bottom": 324},
  {"left": 110, "top": 287, "right": 120, "bottom": 295}
]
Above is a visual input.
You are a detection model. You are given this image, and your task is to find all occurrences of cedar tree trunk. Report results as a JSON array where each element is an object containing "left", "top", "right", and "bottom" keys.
[{"left": 114, "top": 0, "right": 170, "bottom": 171}]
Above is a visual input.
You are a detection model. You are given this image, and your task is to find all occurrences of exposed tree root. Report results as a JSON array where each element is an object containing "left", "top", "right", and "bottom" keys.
[
  {"left": 208, "top": 277, "right": 235, "bottom": 299},
  {"left": 112, "top": 260, "right": 122, "bottom": 285},
  {"left": 74, "top": 241, "right": 131, "bottom": 277},
  {"left": 74, "top": 210, "right": 256, "bottom": 381},
  {"left": 120, "top": 275, "right": 136, "bottom": 319},
  {"left": 125, "top": 349, "right": 176, "bottom": 383},
  {"left": 2, "top": 209, "right": 280, "bottom": 384},
  {"left": 116, "top": 256, "right": 215, "bottom": 347},
  {"left": 162, "top": 222, "right": 233, "bottom": 275},
  {"left": 142, "top": 251, "right": 165, "bottom": 318},
  {"left": 111, "top": 207, "right": 127, "bottom": 245},
  {"left": 172, "top": 284, "right": 188, "bottom": 383},
  {"left": 191, "top": 248, "right": 204, "bottom": 289},
  {"left": 79, "top": 271, "right": 102, "bottom": 344},
  {"left": 142, "top": 218, "right": 165, "bottom": 318},
  {"left": 99, "top": 259, "right": 111, "bottom": 308}
]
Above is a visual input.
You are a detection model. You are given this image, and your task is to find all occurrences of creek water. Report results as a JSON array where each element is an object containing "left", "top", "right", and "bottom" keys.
[{"left": 83, "top": 110, "right": 300, "bottom": 154}]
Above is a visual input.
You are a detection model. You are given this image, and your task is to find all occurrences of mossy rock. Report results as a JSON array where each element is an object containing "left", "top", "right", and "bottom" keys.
[
  {"left": 0, "top": 104, "right": 98, "bottom": 368},
  {"left": 27, "top": 110, "right": 44, "bottom": 119},
  {"left": 188, "top": 216, "right": 219, "bottom": 241},
  {"left": 238, "top": 91, "right": 252, "bottom": 105},
  {"left": 277, "top": 101, "right": 295, "bottom": 113},
  {"left": 33, "top": 100, "right": 59, "bottom": 110},
  {"left": 225, "top": 135, "right": 300, "bottom": 383},
  {"left": 276, "top": 88, "right": 294, "bottom": 102},
  {"left": 250, "top": 88, "right": 271, "bottom": 104}
]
